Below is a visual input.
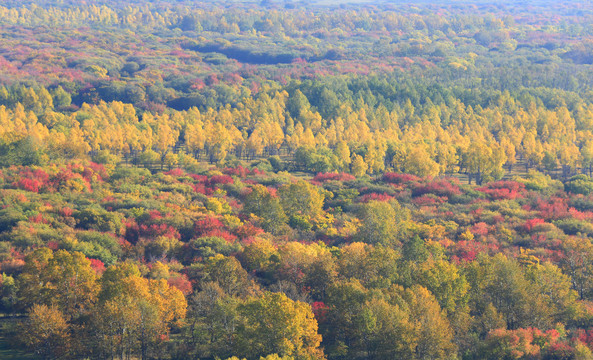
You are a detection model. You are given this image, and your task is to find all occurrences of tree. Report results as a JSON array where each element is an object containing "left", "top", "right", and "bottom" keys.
[
  {"left": 202, "top": 254, "right": 255, "bottom": 297},
  {"left": 401, "top": 285, "right": 456, "bottom": 360},
  {"left": 21, "top": 304, "right": 71, "bottom": 360},
  {"left": 278, "top": 180, "right": 326, "bottom": 227},
  {"left": 359, "top": 297, "right": 417, "bottom": 359},
  {"left": 236, "top": 291, "right": 324, "bottom": 360},
  {"left": 350, "top": 154, "right": 368, "bottom": 177},
  {"left": 243, "top": 185, "right": 288, "bottom": 234},
  {"left": 465, "top": 254, "right": 554, "bottom": 330},
  {"left": 561, "top": 237, "right": 593, "bottom": 300},
  {"left": 464, "top": 140, "right": 506, "bottom": 185},
  {"left": 95, "top": 267, "right": 187, "bottom": 360},
  {"left": 183, "top": 282, "right": 240, "bottom": 359},
  {"left": 403, "top": 144, "right": 439, "bottom": 178},
  {"left": 355, "top": 200, "right": 409, "bottom": 247},
  {"left": 18, "top": 249, "right": 98, "bottom": 317}
]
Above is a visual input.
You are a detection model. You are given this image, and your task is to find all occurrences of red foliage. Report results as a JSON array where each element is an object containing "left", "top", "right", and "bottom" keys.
[
  {"left": 382, "top": 172, "right": 421, "bottom": 184},
  {"left": 164, "top": 168, "right": 185, "bottom": 177},
  {"left": 139, "top": 224, "right": 181, "bottom": 240},
  {"left": 29, "top": 213, "right": 47, "bottom": 224},
  {"left": 313, "top": 172, "right": 356, "bottom": 183},
  {"left": 537, "top": 197, "right": 570, "bottom": 220},
  {"left": 202, "top": 229, "right": 237, "bottom": 243},
  {"left": 577, "top": 328, "right": 593, "bottom": 348},
  {"left": 485, "top": 327, "right": 566, "bottom": 358},
  {"left": 451, "top": 240, "right": 492, "bottom": 263},
  {"left": 412, "top": 195, "right": 447, "bottom": 207},
  {"left": 252, "top": 168, "right": 265, "bottom": 176},
  {"left": 81, "top": 162, "right": 107, "bottom": 182},
  {"left": 148, "top": 210, "right": 163, "bottom": 221},
  {"left": 167, "top": 273, "right": 193, "bottom": 295},
  {"left": 205, "top": 73, "right": 219, "bottom": 86},
  {"left": 523, "top": 218, "right": 546, "bottom": 232},
  {"left": 207, "top": 175, "right": 234, "bottom": 187},
  {"left": 194, "top": 216, "right": 225, "bottom": 236},
  {"left": 189, "top": 174, "right": 208, "bottom": 183},
  {"left": 223, "top": 166, "right": 249, "bottom": 178},
  {"left": 14, "top": 178, "right": 43, "bottom": 193},
  {"left": 470, "top": 222, "right": 491, "bottom": 237},
  {"left": 545, "top": 342, "right": 574, "bottom": 358},
  {"left": 234, "top": 222, "right": 264, "bottom": 239},
  {"left": 477, "top": 180, "right": 526, "bottom": 200},
  {"left": 223, "top": 165, "right": 260, "bottom": 178},
  {"left": 311, "top": 301, "right": 329, "bottom": 323},
  {"left": 60, "top": 207, "right": 74, "bottom": 217},
  {"left": 192, "top": 183, "right": 212, "bottom": 195},
  {"left": 412, "top": 179, "right": 461, "bottom": 198},
  {"left": 89, "top": 258, "right": 106, "bottom": 274}
]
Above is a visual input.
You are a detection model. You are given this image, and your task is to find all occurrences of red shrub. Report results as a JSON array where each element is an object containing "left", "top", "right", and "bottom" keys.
[
  {"left": 470, "top": 222, "right": 491, "bottom": 237},
  {"left": 14, "top": 178, "right": 43, "bottom": 193},
  {"left": 148, "top": 210, "right": 163, "bottom": 221},
  {"left": 202, "top": 229, "right": 237, "bottom": 243},
  {"left": 194, "top": 216, "right": 225, "bottom": 236},
  {"left": 164, "top": 168, "right": 185, "bottom": 177},
  {"left": 412, "top": 195, "right": 447, "bottom": 207},
  {"left": 189, "top": 174, "right": 208, "bottom": 183},
  {"left": 412, "top": 179, "right": 461, "bottom": 198},
  {"left": 537, "top": 197, "right": 570, "bottom": 220},
  {"left": 234, "top": 223, "right": 264, "bottom": 239},
  {"left": 223, "top": 166, "right": 251, "bottom": 178},
  {"left": 477, "top": 181, "right": 526, "bottom": 200},
  {"left": 382, "top": 172, "right": 421, "bottom": 184},
  {"left": 29, "top": 213, "right": 46, "bottom": 224},
  {"left": 192, "top": 183, "right": 212, "bottom": 195},
  {"left": 313, "top": 172, "right": 356, "bottom": 183},
  {"left": 139, "top": 224, "right": 181, "bottom": 240},
  {"left": 207, "top": 175, "right": 234, "bottom": 187}
]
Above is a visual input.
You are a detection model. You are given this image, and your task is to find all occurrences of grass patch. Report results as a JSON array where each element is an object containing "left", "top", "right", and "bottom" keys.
[{"left": 0, "top": 316, "right": 37, "bottom": 360}]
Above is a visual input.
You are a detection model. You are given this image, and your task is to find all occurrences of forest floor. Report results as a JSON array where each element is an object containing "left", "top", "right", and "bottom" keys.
[{"left": 0, "top": 317, "right": 36, "bottom": 359}]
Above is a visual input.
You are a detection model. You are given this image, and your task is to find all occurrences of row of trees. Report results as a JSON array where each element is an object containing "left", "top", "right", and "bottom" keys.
[{"left": 2, "top": 83, "right": 593, "bottom": 183}]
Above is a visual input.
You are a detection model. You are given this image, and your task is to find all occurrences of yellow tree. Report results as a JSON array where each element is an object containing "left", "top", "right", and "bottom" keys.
[
  {"left": 96, "top": 265, "right": 187, "bottom": 360},
  {"left": 558, "top": 142, "right": 580, "bottom": 178},
  {"left": 18, "top": 249, "right": 99, "bottom": 318},
  {"left": 403, "top": 143, "right": 439, "bottom": 178},
  {"left": 21, "top": 304, "right": 71, "bottom": 360},
  {"left": 236, "top": 291, "right": 324, "bottom": 360},
  {"left": 351, "top": 153, "right": 368, "bottom": 177},
  {"left": 151, "top": 114, "right": 179, "bottom": 168},
  {"left": 186, "top": 120, "right": 206, "bottom": 158}
]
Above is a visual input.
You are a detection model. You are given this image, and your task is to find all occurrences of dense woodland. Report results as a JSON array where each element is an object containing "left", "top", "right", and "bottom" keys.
[{"left": 4, "top": 0, "right": 593, "bottom": 359}]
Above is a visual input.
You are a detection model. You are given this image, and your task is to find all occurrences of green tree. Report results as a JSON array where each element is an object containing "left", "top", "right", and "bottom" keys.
[
  {"left": 243, "top": 185, "right": 288, "bottom": 234},
  {"left": 355, "top": 200, "right": 409, "bottom": 247}
]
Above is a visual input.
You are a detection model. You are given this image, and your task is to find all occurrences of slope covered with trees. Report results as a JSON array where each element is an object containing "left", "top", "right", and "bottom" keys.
[{"left": 3, "top": 1, "right": 593, "bottom": 359}]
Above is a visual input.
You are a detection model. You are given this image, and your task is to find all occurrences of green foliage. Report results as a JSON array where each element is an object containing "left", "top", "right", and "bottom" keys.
[
  {"left": 355, "top": 200, "right": 409, "bottom": 247},
  {"left": 0, "top": 137, "right": 46, "bottom": 167},
  {"left": 565, "top": 174, "right": 593, "bottom": 195}
]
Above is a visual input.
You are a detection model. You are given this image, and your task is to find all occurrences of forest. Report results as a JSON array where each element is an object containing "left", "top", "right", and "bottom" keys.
[{"left": 3, "top": 0, "right": 593, "bottom": 359}]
